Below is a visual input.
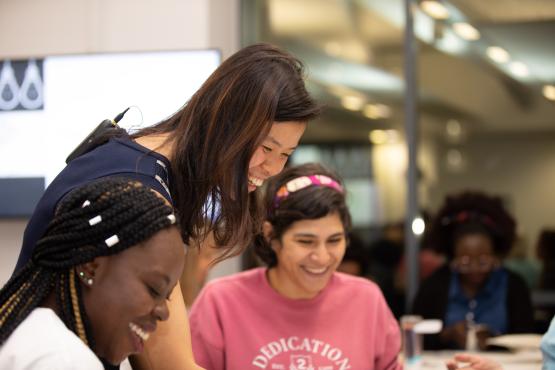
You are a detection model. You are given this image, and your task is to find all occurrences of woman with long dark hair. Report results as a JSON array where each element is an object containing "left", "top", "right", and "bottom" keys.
[{"left": 13, "top": 43, "right": 320, "bottom": 369}]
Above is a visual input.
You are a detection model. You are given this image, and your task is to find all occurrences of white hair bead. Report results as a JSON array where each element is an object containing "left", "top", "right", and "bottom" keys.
[
  {"left": 89, "top": 215, "right": 102, "bottom": 226},
  {"left": 167, "top": 214, "right": 176, "bottom": 224},
  {"left": 82, "top": 200, "right": 91, "bottom": 208},
  {"left": 105, "top": 235, "right": 119, "bottom": 248}
]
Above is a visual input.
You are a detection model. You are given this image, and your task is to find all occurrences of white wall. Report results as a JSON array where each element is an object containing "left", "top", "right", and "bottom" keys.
[
  {"left": 0, "top": 0, "right": 241, "bottom": 285},
  {"left": 371, "top": 135, "right": 439, "bottom": 223}
]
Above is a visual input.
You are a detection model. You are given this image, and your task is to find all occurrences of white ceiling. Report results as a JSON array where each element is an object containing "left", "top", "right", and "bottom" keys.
[{"left": 260, "top": 0, "right": 555, "bottom": 142}]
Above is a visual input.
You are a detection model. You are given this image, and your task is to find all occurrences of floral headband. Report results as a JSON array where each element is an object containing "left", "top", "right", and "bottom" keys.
[{"left": 273, "top": 174, "right": 344, "bottom": 210}]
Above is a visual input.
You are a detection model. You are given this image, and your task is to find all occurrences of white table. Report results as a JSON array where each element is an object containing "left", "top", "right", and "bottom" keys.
[{"left": 418, "top": 350, "right": 542, "bottom": 370}]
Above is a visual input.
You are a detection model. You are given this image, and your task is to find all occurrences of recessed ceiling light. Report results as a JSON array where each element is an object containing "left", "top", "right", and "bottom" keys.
[
  {"left": 341, "top": 95, "right": 365, "bottom": 111},
  {"left": 363, "top": 103, "right": 392, "bottom": 119},
  {"left": 509, "top": 61, "right": 529, "bottom": 78},
  {"left": 543, "top": 85, "right": 555, "bottom": 101},
  {"left": 420, "top": 1, "right": 450, "bottom": 20},
  {"left": 446, "top": 149, "right": 464, "bottom": 170},
  {"left": 486, "top": 46, "right": 510, "bottom": 64},
  {"left": 369, "top": 129, "right": 398, "bottom": 145},
  {"left": 446, "top": 119, "right": 462, "bottom": 137},
  {"left": 452, "top": 22, "right": 480, "bottom": 41}
]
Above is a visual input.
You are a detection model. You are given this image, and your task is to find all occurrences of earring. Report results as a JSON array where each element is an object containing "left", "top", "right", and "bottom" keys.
[{"left": 78, "top": 271, "right": 94, "bottom": 286}]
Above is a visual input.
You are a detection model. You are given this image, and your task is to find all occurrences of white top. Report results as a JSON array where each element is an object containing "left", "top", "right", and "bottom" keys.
[{"left": 0, "top": 307, "right": 103, "bottom": 370}]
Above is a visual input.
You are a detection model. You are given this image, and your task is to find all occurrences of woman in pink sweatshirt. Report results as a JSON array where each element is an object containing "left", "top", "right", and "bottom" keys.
[{"left": 189, "top": 163, "right": 402, "bottom": 370}]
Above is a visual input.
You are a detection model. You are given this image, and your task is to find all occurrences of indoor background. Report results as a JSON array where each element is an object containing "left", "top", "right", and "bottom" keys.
[{"left": 1, "top": 0, "right": 554, "bottom": 326}]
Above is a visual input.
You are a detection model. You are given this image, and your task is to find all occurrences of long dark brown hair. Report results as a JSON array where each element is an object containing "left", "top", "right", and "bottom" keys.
[{"left": 133, "top": 43, "right": 320, "bottom": 259}]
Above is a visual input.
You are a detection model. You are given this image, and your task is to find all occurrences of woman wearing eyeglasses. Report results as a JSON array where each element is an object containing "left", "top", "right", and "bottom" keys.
[
  {"left": 188, "top": 163, "right": 402, "bottom": 370},
  {"left": 412, "top": 191, "right": 534, "bottom": 350}
]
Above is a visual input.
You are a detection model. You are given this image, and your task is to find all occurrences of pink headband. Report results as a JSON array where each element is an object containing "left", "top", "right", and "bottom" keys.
[{"left": 273, "top": 174, "right": 344, "bottom": 209}]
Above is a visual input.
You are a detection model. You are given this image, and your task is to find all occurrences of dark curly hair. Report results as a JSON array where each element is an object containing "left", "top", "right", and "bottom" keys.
[
  {"left": 253, "top": 163, "right": 351, "bottom": 267},
  {"left": 429, "top": 191, "right": 516, "bottom": 260}
]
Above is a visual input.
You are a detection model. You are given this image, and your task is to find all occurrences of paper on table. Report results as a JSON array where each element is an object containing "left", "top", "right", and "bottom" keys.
[
  {"left": 486, "top": 334, "right": 543, "bottom": 351},
  {"left": 414, "top": 319, "right": 442, "bottom": 334}
]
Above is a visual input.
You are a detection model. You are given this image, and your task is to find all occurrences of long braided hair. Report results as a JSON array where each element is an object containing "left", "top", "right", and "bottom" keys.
[{"left": 0, "top": 177, "right": 178, "bottom": 348}]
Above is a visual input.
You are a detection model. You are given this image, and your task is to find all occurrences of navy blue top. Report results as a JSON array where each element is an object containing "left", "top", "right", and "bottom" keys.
[
  {"left": 444, "top": 267, "right": 509, "bottom": 335},
  {"left": 14, "top": 137, "right": 173, "bottom": 273}
]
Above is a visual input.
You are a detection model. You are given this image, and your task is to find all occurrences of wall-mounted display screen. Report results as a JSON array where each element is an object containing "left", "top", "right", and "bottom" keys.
[{"left": 0, "top": 50, "right": 220, "bottom": 216}]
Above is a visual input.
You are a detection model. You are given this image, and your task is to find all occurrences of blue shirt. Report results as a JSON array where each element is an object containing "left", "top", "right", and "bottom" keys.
[{"left": 444, "top": 267, "right": 508, "bottom": 335}]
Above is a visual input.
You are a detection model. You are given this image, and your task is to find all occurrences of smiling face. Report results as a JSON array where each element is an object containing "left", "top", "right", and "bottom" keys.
[
  {"left": 248, "top": 121, "right": 307, "bottom": 192},
  {"left": 81, "top": 227, "right": 185, "bottom": 364},
  {"left": 267, "top": 212, "right": 347, "bottom": 299}
]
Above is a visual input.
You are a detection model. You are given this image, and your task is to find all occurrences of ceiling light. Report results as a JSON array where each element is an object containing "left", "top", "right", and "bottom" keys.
[
  {"left": 412, "top": 217, "right": 425, "bottom": 236},
  {"left": 543, "top": 85, "right": 555, "bottom": 101},
  {"left": 486, "top": 46, "right": 510, "bottom": 64},
  {"left": 341, "top": 95, "right": 365, "bottom": 111},
  {"left": 363, "top": 103, "right": 392, "bottom": 119},
  {"left": 452, "top": 22, "right": 480, "bottom": 41},
  {"left": 436, "top": 28, "right": 467, "bottom": 54},
  {"left": 420, "top": 1, "right": 450, "bottom": 20},
  {"left": 446, "top": 149, "right": 464, "bottom": 172},
  {"left": 509, "top": 61, "right": 529, "bottom": 78},
  {"left": 369, "top": 130, "right": 398, "bottom": 145},
  {"left": 446, "top": 119, "right": 461, "bottom": 138}
]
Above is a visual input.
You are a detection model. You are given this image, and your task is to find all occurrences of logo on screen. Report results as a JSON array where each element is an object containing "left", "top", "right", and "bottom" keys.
[{"left": 0, "top": 59, "right": 44, "bottom": 111}]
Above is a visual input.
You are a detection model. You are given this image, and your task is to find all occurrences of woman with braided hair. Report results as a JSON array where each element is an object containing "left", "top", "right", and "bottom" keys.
[
  {"left": 189, "top": 163, "right": 401, "bottom": 370},
  {"left": 412, "top": 191, "right": 535, "bottom": 350},
  {"left": 12, "top": 43, "right": 319, "bottom": 369},
  {"left": 0, "top": 178, "right": 185, "bottom": 369}
]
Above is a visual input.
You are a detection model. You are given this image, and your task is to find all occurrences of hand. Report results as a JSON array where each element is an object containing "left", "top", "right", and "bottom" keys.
[{"left": 445, "top": 353, "right": 503, "bottom": 370}]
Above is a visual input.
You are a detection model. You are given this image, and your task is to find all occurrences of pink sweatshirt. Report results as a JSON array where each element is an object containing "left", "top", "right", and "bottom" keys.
[{"left": 189, "top": 268, "right": 402, "bottom": 370}]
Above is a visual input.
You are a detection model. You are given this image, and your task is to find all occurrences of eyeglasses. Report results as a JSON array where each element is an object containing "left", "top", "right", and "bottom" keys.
[{"left": 451, "top": 255, "right": 499, "bottom": 273}]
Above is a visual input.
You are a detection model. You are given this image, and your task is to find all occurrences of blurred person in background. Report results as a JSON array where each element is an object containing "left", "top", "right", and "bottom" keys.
[
  {"left": 370, "top": 215, "right": 444, "bottom": 319},
  {"left": 504, "top": 234, "right": 540, "bottom": 290},
  {"left": 413, "top": 191, "right": 534, "bottom": 350},
  {"left": 537, "top": 229, "right": 555, "bottom": 291},
  {"left": 367, "top": 222, "right": 405, "bottom": 317},
  {"left": 189, "top": 163, "right": 401, "bottom": 370},
  {"left": 337, "top": 232, "right": 369, "bottom": 276},
  {"left": 535, "top": 229, "right": 555, "bottom": 332}
]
